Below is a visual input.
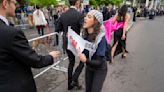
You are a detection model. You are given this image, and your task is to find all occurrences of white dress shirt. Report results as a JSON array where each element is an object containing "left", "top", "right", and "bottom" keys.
[{"left": 0, "top": 15, "right": 9, "bottom": 26}]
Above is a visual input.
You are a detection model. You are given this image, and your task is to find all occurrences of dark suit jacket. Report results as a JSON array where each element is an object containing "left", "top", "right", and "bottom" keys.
[
  {"left": 104, "top": 9, "right": 116, "bottom": 21},
  {"left": 0, "top": 19, "right": 54, "bottom": 92},
  {"left": 55, "top": 8, "right": 84, "bottom": 51}
]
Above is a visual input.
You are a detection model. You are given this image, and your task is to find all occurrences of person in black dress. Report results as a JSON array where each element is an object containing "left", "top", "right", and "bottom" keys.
[{"left": 111, "top": 5, "right": 130, "bottom": 62}]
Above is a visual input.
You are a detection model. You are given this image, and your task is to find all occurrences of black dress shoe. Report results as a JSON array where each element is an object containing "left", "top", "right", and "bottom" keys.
[
  {"left": 68, "top": 81, "right": 82, "bottom": 90},
  {"left": 108, "top": 60, "right": 112, "bottom": 64},
  {"left": 68, "top": 85, "right": 73, "bottom": 90}
]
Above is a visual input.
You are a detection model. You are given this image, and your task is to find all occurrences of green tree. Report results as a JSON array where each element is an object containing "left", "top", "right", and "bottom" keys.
[
  {"left": 40, "top": 0, "right": 58, "bottom": 6},
  {"left": 89, "top": 0, "right": 99, "bottom": 6},
  {"left": 27, "top": 0, "right": 58, "bottom": 7},
  {"left": 111, "top": 0, "right": 123, "bottom": 5},
  {"left": 65, "top": 0, "right": 70, "bottom": 6},
  {"left": 27, "top": 0, "right": 39, "bottom": 6},
  {"left": 89, "top": 0, "right": 123, "bottom": 6},
  {"left": 161, "top": 0, "right": 164, "bottom": 5}
]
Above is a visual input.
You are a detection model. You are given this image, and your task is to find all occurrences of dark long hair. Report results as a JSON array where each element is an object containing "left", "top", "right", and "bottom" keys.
[
  {"left": 69, "top": 0, "right": 78, "bottom": 6},
  {"left": 117, "top": 5, "right": 128, "bottom": 21},
  {"left": 82, "top": 18, "right": 101, "bottom": 42}
]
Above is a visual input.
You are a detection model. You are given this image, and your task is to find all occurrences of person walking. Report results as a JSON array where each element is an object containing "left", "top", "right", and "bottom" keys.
[
  {"left": 0, "top": 0, "right": 60, "bottom": 92},
  {"left": 133, "top": 6, "right": 137, "bottom": 22},
  {"left": 33, "top": 6, "right": 47, "bottom": 36},
  {"left": 104, "top": 4, "right": 115, "bottom": 21},
  {"left": 111, "top": 5, "right": 130, "bottom": 62},
  {"left": 78, "top": 10, "right": 108, "bottom": 92},
  {"left": 55, "top": 0, "right": 84, "bottom": 90}
]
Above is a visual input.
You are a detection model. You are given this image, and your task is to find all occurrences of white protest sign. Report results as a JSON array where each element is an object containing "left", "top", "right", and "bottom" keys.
[{"left": 67, "top": 27, "right": 85, "bottom": 56}]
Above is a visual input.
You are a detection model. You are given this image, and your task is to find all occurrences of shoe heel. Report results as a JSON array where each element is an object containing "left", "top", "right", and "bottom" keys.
[{"left": 121, "top": 54, "right": 126, "bottom": 58}]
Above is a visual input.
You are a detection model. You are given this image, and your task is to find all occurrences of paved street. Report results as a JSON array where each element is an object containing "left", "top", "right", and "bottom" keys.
[
  {"left": 22, "top": 23, "right": 55, "bottom": 40},
  {"left": 102, "top": 17, "right": 164, "bottom": 92},
  {"left": 24, "top": 17, "right": 164, "bottom": 92}
]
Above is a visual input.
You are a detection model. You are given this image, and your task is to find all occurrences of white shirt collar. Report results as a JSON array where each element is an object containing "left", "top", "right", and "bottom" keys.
[
  {"left": 70, "top": 6, "right": 77, "bottom": 10},
  {"left": 0, "top": 15, "right": 9, "bottom": 26}
]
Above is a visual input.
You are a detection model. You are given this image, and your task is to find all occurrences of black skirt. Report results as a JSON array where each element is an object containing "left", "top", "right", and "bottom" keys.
[{"left": 113, "top": 28, "right": 128, "bottom": 56}]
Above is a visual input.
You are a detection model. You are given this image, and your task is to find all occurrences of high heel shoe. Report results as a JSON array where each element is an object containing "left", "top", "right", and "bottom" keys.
[
  {"left": 121, "top": 54, "right": 127, "bottom": 58},
  {"left": 108, "top": 59, "right": 112, "bottom": 64},
  {"left": 110, "top": 57, "right": 114, "bottom": 64}
]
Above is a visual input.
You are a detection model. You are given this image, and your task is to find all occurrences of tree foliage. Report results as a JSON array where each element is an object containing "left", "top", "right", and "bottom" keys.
[
  {"left": 27, "top": 0, "right": 58, "bottom": 7},
  {"left": 89, "top": 0, "right": 123, "bottom": 6},
  {"left": 161, "top": 0, "right": 164, "bottom": 5}
]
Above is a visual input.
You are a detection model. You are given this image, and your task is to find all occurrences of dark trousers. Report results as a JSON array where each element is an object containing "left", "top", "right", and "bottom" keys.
[
  {"left": 46, "top": 19, "right": 49, "bottom": 25},
  {"left": 106, "top": 44, "right": 111, "bottom": 61},
  {"left": 36, "top": 25, "right": 44, "bottom": 36},
  {"left": 66, "top": 49, "right": 84, "bottom": 86},
  {"left": 85, "top": 63, "right": 107, "bottom": 92},
  {"left": 54, "top": 31, "right": 58, "bottom": 46},
  {"left": 54, "top": 19, "right": 58, "bottom": 46},
  {"left": 133, "top": 15, "right": 136, "bottom": 22}
]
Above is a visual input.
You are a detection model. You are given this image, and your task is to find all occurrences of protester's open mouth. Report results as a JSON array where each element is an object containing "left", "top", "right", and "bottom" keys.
[
  {"left": 83, "top": 22, "right": 86, "bottom": 25},
  {"left": 84, "top": 20, "right": 88, "bottom": 24}
]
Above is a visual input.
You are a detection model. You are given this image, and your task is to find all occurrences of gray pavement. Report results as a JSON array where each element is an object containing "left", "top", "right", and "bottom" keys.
[
  {"left": 23, "top": 17, "right": 164, "bottom": 92},
  {"left": 102, "top": 17, "right": 164, "bottom": 92},
  {"left": 23, "top": 27, "right": 55, "bottom": 40}
]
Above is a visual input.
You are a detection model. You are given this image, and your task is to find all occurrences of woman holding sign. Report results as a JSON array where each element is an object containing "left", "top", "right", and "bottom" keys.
[{"left": 78, "top": 10, "right": 107, "bottom": 92}]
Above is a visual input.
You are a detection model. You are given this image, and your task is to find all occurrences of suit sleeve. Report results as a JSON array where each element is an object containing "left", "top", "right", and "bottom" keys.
[{"left": 9, "top": 30, "right": 54, "bottom": 68}]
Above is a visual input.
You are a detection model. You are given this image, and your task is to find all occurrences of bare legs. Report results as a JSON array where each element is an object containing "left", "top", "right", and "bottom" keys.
[
  {"left": 111, "top": 41, "right": 126, "bottom": 63},
  {"left": 111, "top": 41, "right": 118, "bottom": 63}
]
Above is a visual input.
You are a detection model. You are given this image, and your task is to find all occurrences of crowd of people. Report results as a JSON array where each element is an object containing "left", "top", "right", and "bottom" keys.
[{"left": 136, "top": 6, "right": 164, "bottom": 20}]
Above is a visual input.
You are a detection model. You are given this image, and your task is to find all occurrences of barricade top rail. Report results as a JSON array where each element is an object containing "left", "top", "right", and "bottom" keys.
[
  {"left": 28, "top": 31, "right": 67, "bottom": 79},
  {"left": 28, "top": 32, "right": 59, "bottom": 42}
]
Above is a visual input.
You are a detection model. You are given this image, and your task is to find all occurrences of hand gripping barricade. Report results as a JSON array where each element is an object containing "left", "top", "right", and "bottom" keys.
[{"left": 28, "top": 32, "right": 68, "bottom": 79}]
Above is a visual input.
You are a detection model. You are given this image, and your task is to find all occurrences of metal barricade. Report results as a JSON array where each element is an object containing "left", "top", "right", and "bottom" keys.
[{"left": 28, "top": 32, "right": 68, "bottom": 79}]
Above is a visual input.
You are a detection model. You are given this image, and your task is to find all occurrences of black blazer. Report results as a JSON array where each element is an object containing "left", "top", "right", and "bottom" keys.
[
  {"left": 0, "top": 19, "right": 54, "bottom": 92},
  {"left": 55, "top": 8, "right": 84, "bottom": 50},
  {"left": 56, "top": 8, "right": 84, "bottom": 34}
]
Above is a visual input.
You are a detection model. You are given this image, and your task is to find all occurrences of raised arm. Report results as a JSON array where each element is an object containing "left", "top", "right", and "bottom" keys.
[{"left": 122, "top": 13, "right": 130, "bottom": 40}]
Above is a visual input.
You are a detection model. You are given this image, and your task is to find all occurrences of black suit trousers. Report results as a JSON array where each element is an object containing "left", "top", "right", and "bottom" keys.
[{"left": 66, "top": 49, "right": 84, "bottom": 85}]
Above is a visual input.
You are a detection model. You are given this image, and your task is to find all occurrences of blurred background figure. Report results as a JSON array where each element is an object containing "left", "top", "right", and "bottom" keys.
[{"left": 33, "top": 5, "right": 47, "bottom": 36}]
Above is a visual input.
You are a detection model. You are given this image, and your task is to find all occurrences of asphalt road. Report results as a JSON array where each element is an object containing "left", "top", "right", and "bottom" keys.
[{"left": 102, "top": 17, "right": 164, "bottom": 92}]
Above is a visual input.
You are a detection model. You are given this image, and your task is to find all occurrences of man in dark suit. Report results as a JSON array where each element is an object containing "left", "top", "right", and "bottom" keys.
[
  {"left": 102, "top": 5, "right": 108, "bottom": 21},
  {"left": 104, "top": 4, "right": 116, "bottom": 21},
  {"left": 55, "top": 0, "right": 84, "bottom": 90},
  {"left": 0, "top": 0, "right": 60, "bottom": 92}
]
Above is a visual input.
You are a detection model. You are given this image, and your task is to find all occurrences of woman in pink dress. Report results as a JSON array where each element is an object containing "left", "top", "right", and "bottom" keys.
[{"left": 111, "top": 5, "right": 130, "bottom": 62}]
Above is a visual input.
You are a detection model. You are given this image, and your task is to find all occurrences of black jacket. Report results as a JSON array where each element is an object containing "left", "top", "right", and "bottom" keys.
[
  {"left": 104, "top": 9, "right": 115, "bottom": 21},
  {"left": 55, "top": 8, "right": 84, "bottom": 51},
  {"left": 0, "top": 19, "right": 54, "bottom": 92},
  {"left": 56, "top": 8, "right": 83, "bottom": 34}
]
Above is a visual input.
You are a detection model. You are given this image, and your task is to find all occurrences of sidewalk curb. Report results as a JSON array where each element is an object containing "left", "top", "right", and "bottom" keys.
[{"left": 127, "top": 21, "right": 134, "bottom": 32}]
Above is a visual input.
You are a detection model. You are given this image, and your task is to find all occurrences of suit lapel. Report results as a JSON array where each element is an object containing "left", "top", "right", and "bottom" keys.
[{"left": 0, "top": 19, "right": 7, "bottom": 25}]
